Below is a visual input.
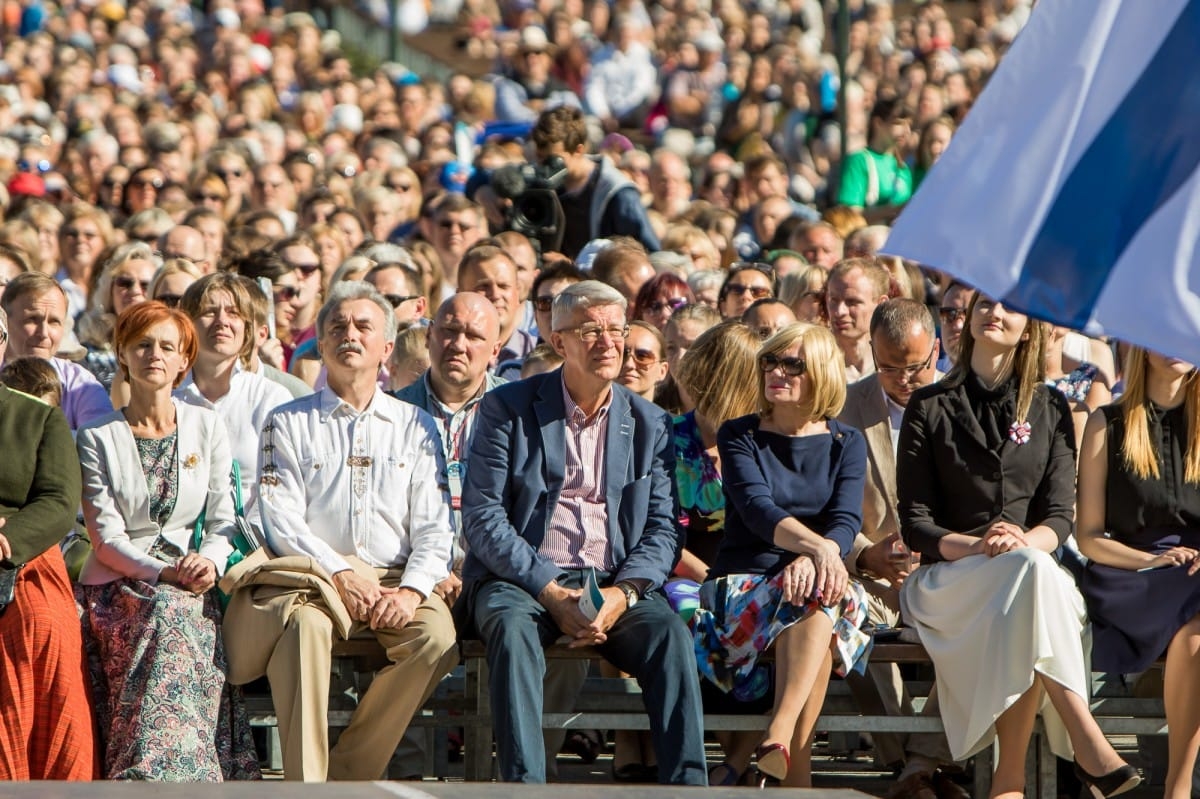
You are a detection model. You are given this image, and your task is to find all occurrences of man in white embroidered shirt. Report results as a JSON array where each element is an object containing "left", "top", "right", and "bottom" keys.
[{"left": 237, "top": 281, "right": 458, "bottom": 781}]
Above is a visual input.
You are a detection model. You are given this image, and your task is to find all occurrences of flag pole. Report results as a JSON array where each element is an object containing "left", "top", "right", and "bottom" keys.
[{"left": 836, "top": 0, "right": 850, "bottom": 200}]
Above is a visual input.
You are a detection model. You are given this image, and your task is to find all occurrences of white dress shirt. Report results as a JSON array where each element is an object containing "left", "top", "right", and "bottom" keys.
[
  {"left": 174, "top": 363, "right": 292, "bottom": 503},
  {"left": 255, "top": 386, "right": 453, "bottom": 597}
]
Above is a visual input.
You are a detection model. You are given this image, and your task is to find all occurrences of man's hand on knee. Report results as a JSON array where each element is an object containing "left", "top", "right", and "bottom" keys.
[
  {"left": 538, "top": 581, "right": 591, "bottom": 638},
  {"left": 369, "top": 587, "right": 423, "bottom": 630},
  {"left": 433, "top": 573, "right": 462, "bottom": 606},
  {"left": 333, "top": 570, "right": 386, "bottom": 622}
]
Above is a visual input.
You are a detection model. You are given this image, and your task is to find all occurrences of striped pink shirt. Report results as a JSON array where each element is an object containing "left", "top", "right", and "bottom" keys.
[{"left": 539, "top": 379, "right": 615, "bottom": 570}]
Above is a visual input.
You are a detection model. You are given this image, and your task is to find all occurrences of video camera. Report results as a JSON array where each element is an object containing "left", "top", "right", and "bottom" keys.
[{"left": 489, "top": 155, "right": 568, "bottom": 255}]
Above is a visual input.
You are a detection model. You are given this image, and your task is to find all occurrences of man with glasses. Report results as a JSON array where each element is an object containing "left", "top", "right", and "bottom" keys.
[
  {"left": 461, "top": 280, "right": 706, "bottom": 785},
  {"left": 827, "top": 257, "right": 891, "bottom": 381},
  {"left": 935, "top": 281, "right": 975, "bottom": 372},
  {"left": 430, "top": 195, "right": 488, "bottom": 297},
  {"left": 837, "top": 299, "right": 961, "bottom": 799},
  {"left": 365, "top": 262, "right": 427, "bottom": 328},
  {"left": 530, "top": 261, "right": 585, "bottom": 342}
]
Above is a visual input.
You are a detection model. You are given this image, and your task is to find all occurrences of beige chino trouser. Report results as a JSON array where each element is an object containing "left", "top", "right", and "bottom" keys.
[{"left": 265, "top": 593, "right": 460, "bottom": 781}]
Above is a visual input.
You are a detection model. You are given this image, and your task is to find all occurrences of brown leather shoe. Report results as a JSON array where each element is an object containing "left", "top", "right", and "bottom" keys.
[
  {"left": 886, "top": 772, "right": 938, "bottom": 799},
  {"left": 932, "top": 769, "right": 972, "bottom": 799}
]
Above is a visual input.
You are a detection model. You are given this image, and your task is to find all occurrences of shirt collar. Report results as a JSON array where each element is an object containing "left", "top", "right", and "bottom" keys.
[
  {"left": 318, "top": 384, "right": 397, "bottom": 423},
  {"left": 561, "top": 372, "right": 611, "bottom": 426},
  {"left": 423, "top": 371, "right": 488, "bottom": 417}
]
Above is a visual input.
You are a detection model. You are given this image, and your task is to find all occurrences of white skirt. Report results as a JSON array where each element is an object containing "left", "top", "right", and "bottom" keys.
[{"left": 899, "top": 548, "right": 1089, "bottom": 761}]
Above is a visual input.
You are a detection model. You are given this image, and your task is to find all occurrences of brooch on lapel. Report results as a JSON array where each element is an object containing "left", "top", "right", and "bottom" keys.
[
  {"left": 1008, "top": 420, "right": 1032, "bottom": 445},
  {"left": 183, "top": 453, "right": 200, "bottom": 469}
]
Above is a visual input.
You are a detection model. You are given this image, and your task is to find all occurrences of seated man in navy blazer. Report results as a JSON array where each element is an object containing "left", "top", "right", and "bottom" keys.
[{"left": 461, "top": 280, "right": 706, "bottom": 785}]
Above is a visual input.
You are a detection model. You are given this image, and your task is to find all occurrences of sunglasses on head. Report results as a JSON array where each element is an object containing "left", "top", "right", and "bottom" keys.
[
  {"left": 730, "top": 261, "right": 775, "bottom": 278},
  {"left": 759, "top": 353, "right": 806, "bottom": 376}
]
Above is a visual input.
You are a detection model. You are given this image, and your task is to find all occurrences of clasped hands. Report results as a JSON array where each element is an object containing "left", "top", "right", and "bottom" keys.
[
  {"left": 161, "top": 552, "right": 217, "bottom": 594},
  {"left": 781, "top": 539, "right": 848, "bottom": 607},
  {"left": 1143, "top": 546, "right": 1200, "bottom": 574},
  {"left": 538, "top": 581, "right": 626, "bottom": 649},
  {"left": 976, "top": 520, "right": 1030, "bottom": 558},
  {"left": 333, "top": 570, "right": 424, "bottom": 630}
]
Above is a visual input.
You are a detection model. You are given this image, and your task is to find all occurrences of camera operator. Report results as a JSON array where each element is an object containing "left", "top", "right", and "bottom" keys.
[{"left": 531, "top": 107, "right": 660, "bottom": 260}]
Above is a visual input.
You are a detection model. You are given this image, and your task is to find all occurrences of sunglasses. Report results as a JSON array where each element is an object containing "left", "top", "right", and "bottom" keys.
[
  {"left": 113, "top": 275, "right": 150, "bottom": 292},
  {"left": 438, "top": 219, "right": 476, "bottom": 231},
  {"left": 622, "top": 347, "right": 661, "bottom": 368},
  {"left": 939, "top": 308, "right": 968, "bottom": 324},
  {"left": 383, "top": 294, "right": 421, "bottom": 308},
  {"left": 725, "top": 284, "right": 773, "bottom": 299},
  {"left": 759, "top": 353, "right": 806, "bottom": 376},
  {"left": 274, "top": 285, "right": 301, "bottom": 301},
  {"left": 130, "top": 176, "right": 164, "bottom": 189},
  {"left": 286, "top": 261, "right": 322, "bottom": 277},
  {"left": 534, "top": 295, "right": 555, "bottom": 312},
  {"left": 645, "top": 297, "right": 689, "bottom": 314},
  {"left": 156, "top": 293, "right": 183, "bottom": 308}
]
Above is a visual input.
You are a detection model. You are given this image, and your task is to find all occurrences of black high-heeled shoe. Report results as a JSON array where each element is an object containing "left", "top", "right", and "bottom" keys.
[{"left": 1073, "top": 761, "right": 1141, "bottom": 799}]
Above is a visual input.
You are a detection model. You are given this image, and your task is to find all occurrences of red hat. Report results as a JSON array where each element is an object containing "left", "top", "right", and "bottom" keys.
[{"left": 8, "top": 172, "right": 45, "bottom": 198}]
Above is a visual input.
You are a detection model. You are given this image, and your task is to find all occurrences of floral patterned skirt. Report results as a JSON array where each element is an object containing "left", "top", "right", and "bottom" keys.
[
  {"left": 691, "top": 571, "right": 871, "bottom": 699},
  {"left": 75, "top": 543, "right": 260, "bottom": 782}
]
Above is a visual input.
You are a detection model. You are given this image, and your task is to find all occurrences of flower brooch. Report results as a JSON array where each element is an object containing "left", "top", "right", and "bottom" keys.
[
  {"left": 183, "top": 453, "right": 200, "bottom": 469},
  {"left": 1008, "top": 420, "right": 1032, "bottom": 445}
]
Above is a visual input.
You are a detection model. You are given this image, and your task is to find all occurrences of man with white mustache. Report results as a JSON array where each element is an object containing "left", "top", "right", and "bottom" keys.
[{"left": 226, "top": 281, "right": 458, "bottom": 781}]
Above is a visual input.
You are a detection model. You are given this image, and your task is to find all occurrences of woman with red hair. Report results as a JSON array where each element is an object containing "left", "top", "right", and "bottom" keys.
[{"left": 75, "top": 302, "right": 259, "bottom": 781}]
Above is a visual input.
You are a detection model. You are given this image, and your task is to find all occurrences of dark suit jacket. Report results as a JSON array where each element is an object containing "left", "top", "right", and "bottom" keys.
[
  {"left": 897, "top": 379, "right": 1076, "bottom": 563},
  {"left": 461, "top": 371, "right": 683, "bottom": 599}
]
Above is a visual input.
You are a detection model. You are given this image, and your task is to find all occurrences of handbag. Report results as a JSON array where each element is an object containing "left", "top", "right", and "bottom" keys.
[{"left": 193, "top": 460, "right": 261, "bottom": 609}]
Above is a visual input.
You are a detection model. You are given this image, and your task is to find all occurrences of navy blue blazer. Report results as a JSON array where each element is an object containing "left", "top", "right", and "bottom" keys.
[{"left": 461, "top": 370, "right": 684, "bottom": 599}]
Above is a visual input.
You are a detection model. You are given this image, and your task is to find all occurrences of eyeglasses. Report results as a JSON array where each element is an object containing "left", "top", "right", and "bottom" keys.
[
  {"left": 759, "top": 353, "right": 806, "bottom": 376},
  {"left": 383, "top": 294, "right": 421, "bottom": 308},
  {"left": 534, "top": 295, "right": 555, "bottom": 312},
  {"left": 557, "top": 323, "right": 630, "bottom": 344},
  {"left": 645, "top": 297, "right": 689, "bottom": 314},
  {"left": 873, "top": 345, "right": 937, "bottom": 380},
  {"left": 622, "top": 347, "right": 661, "bottom": 368},
  {"left": 63, "top": 228, "right": 99, "bottom": 239},
  {"left": 438, "top": 219, "right": 476, "bottom": 231},
  {"left": 274, "top": 285, "right": 301, "bottom": 301},
  {"left": 939, "top": 308, "right": 967, "bottom": 325},
  {"left": 156, "top": 293, "right": 183, "bottom": 308},
  {"left": 724, "top": 283, "right": 773, "bottom": 300},
  {"left": 113, "top": 275, "right": 150, "bottom": 292}
]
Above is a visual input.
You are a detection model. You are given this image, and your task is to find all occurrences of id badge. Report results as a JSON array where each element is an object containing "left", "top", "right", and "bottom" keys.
[{"left": 447, "top": 460, "right": 464, "bottom": 510}]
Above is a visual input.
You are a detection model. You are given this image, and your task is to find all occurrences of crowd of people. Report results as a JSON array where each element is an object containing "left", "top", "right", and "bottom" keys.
[{"left": 0, "top": 0, "right": 1195, "bottom": 797}]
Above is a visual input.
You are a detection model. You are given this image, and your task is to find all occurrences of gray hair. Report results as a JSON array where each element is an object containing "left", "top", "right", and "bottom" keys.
[
  {"left": 687, "top": 269, "right": 725, "bottom": 296},
  {"left": 317, "top": 280, "right": 398, "bottom": 344},
  {"left": 358, "top": 241, "right": 414, "bottom": 269},
  {"left": 551, "top": 280, "right": 627, "bottom": 332},
  {"left": 869, "top": 298, "right": 935, "bottom": 346}
]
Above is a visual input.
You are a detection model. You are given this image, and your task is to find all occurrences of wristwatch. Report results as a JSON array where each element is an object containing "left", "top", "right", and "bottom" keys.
[{"left": 617, "top": 581, "right": 639, "bottom": 610}]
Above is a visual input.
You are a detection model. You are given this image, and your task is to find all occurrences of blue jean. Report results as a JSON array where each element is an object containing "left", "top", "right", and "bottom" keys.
[{"left": 471, "top": 570, "right": 707, "bottom": 784}]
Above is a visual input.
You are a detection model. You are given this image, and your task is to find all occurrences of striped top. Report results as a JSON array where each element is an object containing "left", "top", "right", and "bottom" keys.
[{"left": 538, "top": 378, "right": 615, "bottom": 570}]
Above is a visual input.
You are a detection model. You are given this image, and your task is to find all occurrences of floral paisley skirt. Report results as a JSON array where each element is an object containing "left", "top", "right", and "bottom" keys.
[
  {"left": 75, "top": 541, "right": 260, "bottom": 781},
  {"left": 690, "top": 570, "right": 870, "bottom": 700}
]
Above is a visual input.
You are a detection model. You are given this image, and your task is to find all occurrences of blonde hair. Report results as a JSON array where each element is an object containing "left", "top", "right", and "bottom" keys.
[
  {"left": 756, "top": 322, "right": 846, "bottom": 420},
  {"left": 675, "top": 320, "right": 762, "bottom": 427},
  {"left": 947, "top": 294, "right": 1047, "bottom": 425},
  {"left": 391, "top": 323, "right": 429, "bottom": 363},
  {"left": 77, "top": 241, "right": 162, "bottom": 349},
  {"left": 1118, "top": 346, "right": 1200, "bottom": 482}
]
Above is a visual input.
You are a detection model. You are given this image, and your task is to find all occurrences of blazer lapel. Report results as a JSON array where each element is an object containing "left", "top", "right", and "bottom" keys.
[
  {"left": 114, "top": 416, "right": 155, "bottom": 527},
  {"left": 864, "top": 415, "right": 899, "bottom": 513},
  {"left": 605, "top": 389, "right": 633, "bottom": 545},
  {"left": 944, "top": 384, "right": 990, "bottom": 452},
  {"left": 533, "top": 376, "right": 566, "bottom": 502}
]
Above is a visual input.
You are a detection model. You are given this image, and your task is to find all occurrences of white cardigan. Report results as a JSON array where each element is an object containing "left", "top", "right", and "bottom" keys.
[{"left": 76, "top": 400, "right": 237, "bottom": 586}]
